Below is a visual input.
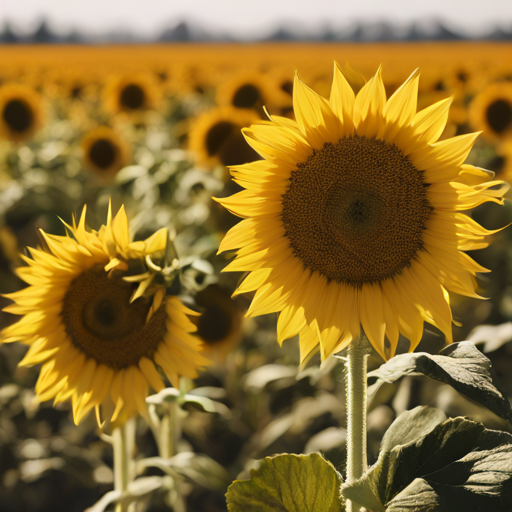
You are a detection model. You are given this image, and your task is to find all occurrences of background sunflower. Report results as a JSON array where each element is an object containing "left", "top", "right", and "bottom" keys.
[
  {"left": 0, "top": 83, "right": 44, "bottom": 142},
  {"left": 470, "top": 82, "right": 512, "bottom": 144},
  {"left": 81, "top": 125, "right": 131, "bottom": 180}
]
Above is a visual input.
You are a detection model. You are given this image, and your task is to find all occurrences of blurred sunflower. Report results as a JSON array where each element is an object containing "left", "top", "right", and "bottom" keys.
[
  {"left": 217, "top": 63, "right": 509, "bottom": 363},
  {"left": 470, "top": 82, "right": 512, "bottom": 143},
  {"left": 217, "top": 71, "right": 275, "bottom": 114},
  {"left": 269, "top": 71, "right": 296, "bottom": 116},
  {"left": 81, "top": 126, "right": 131, "bottom": 180},
  {"left": 489, "top": 141, "right": 512, "bottom": 182},
  {"left": 0, "top": 83, "right": 44, "bottom": 143},
  {"left": 103, "top": 73, "right": 160, "bottom": 114},
  {"left": 189, "top": 106, "right": 261, "bottom": 168},
  {"left": 1, "top": 205, "right": 208, "bottom": 426},
  {"left": 192, "top": 284, "right": 243, "bottom": 363}
]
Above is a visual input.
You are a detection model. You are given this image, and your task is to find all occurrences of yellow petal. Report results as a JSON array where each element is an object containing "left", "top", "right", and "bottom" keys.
[
  {"left": 293, "top": 73, "right": 342, "bottom": 148},
  {"left": 329, "top": 61, "right": 355, "bottom": 136}
]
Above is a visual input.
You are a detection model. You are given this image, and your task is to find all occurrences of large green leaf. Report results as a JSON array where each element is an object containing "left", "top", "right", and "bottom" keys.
[
  {"left": 226, "top": 453, "right": 344, "bottom": 512},
  {"left": 342, "top": 406, "right": 512, "bottom": 512},
  {"left": 367, "top": 342, "right": 512, "bottom": 422}
]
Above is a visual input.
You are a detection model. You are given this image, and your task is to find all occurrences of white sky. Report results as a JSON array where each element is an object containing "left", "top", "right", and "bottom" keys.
[{"left": 1, "top": 0, "right": 512, "bottom": 39}]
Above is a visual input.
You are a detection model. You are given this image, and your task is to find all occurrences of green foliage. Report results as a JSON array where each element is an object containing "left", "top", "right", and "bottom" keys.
[
  {"left": 226, "top": 453, "right": 344, "bottom": 512},
  {"left": 368, "top": 341, "right": 512, "bottom": 422},
  {"left": 342, "top": 406, "right": 512, "bottom": 512}
]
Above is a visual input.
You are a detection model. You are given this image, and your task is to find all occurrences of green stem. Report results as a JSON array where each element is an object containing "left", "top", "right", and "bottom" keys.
[
  {"left": 161, "top": 402, "right": 185, "bottom": 512},
  {"left": 345, "top": 335, "right": 369, "bottom": 512},
  {"left": 113, "top": 419, "right": 135, "bottom": 512},
  {"left": 160, "top": 401, "right": 180, "bottom": 459}
]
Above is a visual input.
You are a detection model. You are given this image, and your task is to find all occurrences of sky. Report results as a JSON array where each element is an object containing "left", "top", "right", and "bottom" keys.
[{"left": 1, "top": 0, "right": 512, "bottom": 39}]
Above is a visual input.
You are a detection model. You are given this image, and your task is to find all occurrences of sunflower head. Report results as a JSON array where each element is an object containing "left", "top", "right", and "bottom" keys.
[
  {"left": 103, "top": 73, "right": 160, "bottom": 115},
  {"left": 81, "top": 126, "right": 131, "bottom": 180},
  {"left": 1, "top": 204, "right": 209, "bottom": 426},
  {"left": 192, "top": 284, "right": 243, "bottom": 363},
  {"left": 217, "top": 71, "right": 279, "bottom": 115},
  {"left": 470, "top": 82, "right": 512, "bottom": 143},
  {"left": 217, "top": 62, "right": 509, "bottom": 363},
  {"left": 189, "top": 106, "right": 261, "bottom": 168},
  {"left": 0, "top": 83, "right": 44, "bottom": 143}
]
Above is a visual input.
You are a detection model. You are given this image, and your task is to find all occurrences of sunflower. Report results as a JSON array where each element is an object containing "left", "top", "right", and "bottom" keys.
[
  {"left": 192, "top": 284, "right": 243, "bottom": 363},
  {"left": 81, "top": 126, "right": 131, "bottom": 180},
  {"left": 470, "top": 82, "right": 512, "bottom": 143},
  {"left": 0, "top": 83, "right": 44, "bottom": 143},
  {"left": 1, "top": 205, "right": 209, "bottom": 426},
  {"left": 217, "top": 71, "right": 276, "bottom": 114},
  {"left": 216, "top": 63, "right": 509, "bottom": 363},
  {"left": 268, "top": 70, "right": 296, "bottom": 117},
  {"left": 489, "top": 141, "right": 512, "bottom": 182},
  {"left": 103, "top": 73, "right": 160, "bottom": 115},
  {"left": 188, "top": 106, "right": 261, "bottom": 168}
]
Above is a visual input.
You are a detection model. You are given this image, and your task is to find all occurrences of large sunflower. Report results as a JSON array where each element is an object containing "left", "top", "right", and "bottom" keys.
[
  {"left": 216, "top": 64, "right": 509, "bottom": 363},
  {"left": 1, "top": 205, "right": 208, "bottom": 426}
]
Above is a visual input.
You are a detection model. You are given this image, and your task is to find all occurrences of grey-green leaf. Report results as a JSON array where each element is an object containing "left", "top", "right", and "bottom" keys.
[
  {"left": 387, "top": 445, "right": 512, "bottom": 511},
  {"left": 342, "top": 408, "right": 512, "bottom": 512},
  {"left": 367, "top": 341, "right": 512, "bottom": 422},
  {"left": 380, "top": 406, "right": 447, "bottom": 452},
  {"left": 226, "top": 453, "right": 344, "bottom": 512}
]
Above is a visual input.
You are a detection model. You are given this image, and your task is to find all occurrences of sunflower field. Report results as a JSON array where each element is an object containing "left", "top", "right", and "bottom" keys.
[{"left": 1, "top": 42, "right": 512, "bottom": 512}]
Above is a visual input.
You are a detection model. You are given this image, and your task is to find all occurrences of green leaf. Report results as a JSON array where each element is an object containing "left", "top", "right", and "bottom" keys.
[
  {"left": 226, "top": 453, "right": 344, "bottom": 512},
  {"left": 367, "top": 341, "right": 512, "bottom": 422},
  {"left": 380, "top": 406, "right": 447, "bottom": 452},
  {"left": 342, "top": 407, "right": 512, "bottom": 512},
  {"left": 89, "top": 476, "right": 166, "bottom": 512},
  {"left": 137, "top": 453, "right": 230, "bottom": 490},
  {"left": 467, "top": 322, "right": 512, "bottom": 353},
  {"left": 388, "top": 445, "right": 512, "bottom": 511}
]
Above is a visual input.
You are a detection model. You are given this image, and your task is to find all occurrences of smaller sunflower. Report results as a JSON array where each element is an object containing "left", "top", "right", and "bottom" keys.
[
  {"left": 103, "top": 73, "right": 161, "bottom": 115},
  {"left": 1, "top": 204, "right": 209, "bottom": 426},
  {"left": 488, "top": 141, "right": 512, "bottom": 182},
  {"left": 81, "top": 126, "right": 131, "bottom": 180},
  {"left": 269, "top": 71, "right": 295, "bottom": 116},
  {"left": 188, "top": 106, "right": 261, "bottom": 168},
  {"left": 192, "top": 284, "right": 243, "bottom": 363},
  {"left": 470, "top": 82, "right": 512, "bottom": 144},
  {"left": 217, "top": 71, "right": 276, "bottom": 114},
  {"left": 0, "top": 83, "right": 44, "bottom": 143}
]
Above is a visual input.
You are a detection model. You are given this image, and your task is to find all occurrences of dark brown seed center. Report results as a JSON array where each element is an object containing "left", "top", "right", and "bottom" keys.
[
  {"left": 3, "top": 99, "right": 33, "bottom": 133},
  {"left": 89, "top": 138, "right": 117, "bottom": 169},
  {"left": 205, "top": 121, "right": 260, "bottom": 166},
  {"left": 197, "top": 305, "right": 233, "bottom": 344},
  {"left": 486, "top": 99, "right": 512, "bottom": 134},
  {"left": 281, "top": 136, "right": 431, "bottom": 285},
  {"left": 61, "top": 265, "right": 167, "bottom": 369},
  {"left": 206, "top": 121, "right": 235, "bottom": 156},
  {"left": 120, "top": 83, "right": 145, "bottom": 110},
  {"left": 232, "top": 84, "right": 261, "bottom": 109}
]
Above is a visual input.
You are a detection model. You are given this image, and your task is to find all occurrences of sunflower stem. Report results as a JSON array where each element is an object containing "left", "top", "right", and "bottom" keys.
[
  {"left": 345, "top": 335, "right": 369, "bottom": 512},
  {"left": 160, "top": 401, "right": 185, "bottom": 512},
  {"left": 113, "top": 419, "right": 135, "bottom": 512},
  {"left": 160, "top": 401, "right": 181, "bottom": 459}
]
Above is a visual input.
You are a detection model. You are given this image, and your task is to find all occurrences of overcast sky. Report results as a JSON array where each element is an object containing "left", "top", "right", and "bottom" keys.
[{"left": 1, "top": 0, "right": 512, "bottom": 38}]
